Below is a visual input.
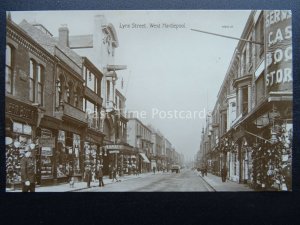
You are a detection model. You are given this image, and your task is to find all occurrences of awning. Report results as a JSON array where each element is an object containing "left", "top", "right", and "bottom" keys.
[{"left": 139, "top": 153, "right": 150, "bottom": 163}]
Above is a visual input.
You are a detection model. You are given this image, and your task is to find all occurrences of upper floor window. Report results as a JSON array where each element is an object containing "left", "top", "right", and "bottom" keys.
[
  {"left": 85, "top": 68, "right": 100, "bottom": 95},
  {"left": 29, "top": 59, "right": 44, "bottom": 105},
  {"left": 37, "top": 65, "right": 44, "bottom": 105},
  {"left": 56, "top": 76, "right": 63, "bottom": 110},
  {"left": 106, "top": 80, "right": 110, "bottom": 102},
  {"left": 241, "top": 86, "right": 249, "bottom": 115},
  {"left": 6, "top": 45, "right": 13, "bottom": 94},
  {"left": 66, "top": 81, "right": 73, "bottom": 104},
  {"left": 29, "top": 59, "right": 35, "bottom": 102},
  {"left": 242, "top": 50, "right": 247, "bottom": 75},
  {"left": 255, "top": 14, "right": 264, "bottom": 58}
]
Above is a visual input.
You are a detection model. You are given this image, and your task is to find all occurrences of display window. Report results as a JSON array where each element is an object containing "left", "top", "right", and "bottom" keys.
[
  {"left": 84, "top": 142, "right": 100, "bottom": 179},
  {"left": 40, "top": 147, "right": 53, "bottom": 178},
  {"left": 6, "top": 122, "right": 33, "bottom": 186},
  {"left": 56, "top": 131, "right": 81, "bottom": 178}
]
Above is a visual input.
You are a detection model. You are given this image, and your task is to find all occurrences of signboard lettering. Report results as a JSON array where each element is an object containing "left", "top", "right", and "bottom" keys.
[
  {"left": 265, "top": 10, "right": 292, "bottom": 92},
  {"left": 39, "top": 137, "right": 56, "bottom": 148},
  {"left": 6, "top": 102, "right": 35, "bottom": 120},
  {"left": 41, "top": 147, "right": 53, "bottom": 156}
]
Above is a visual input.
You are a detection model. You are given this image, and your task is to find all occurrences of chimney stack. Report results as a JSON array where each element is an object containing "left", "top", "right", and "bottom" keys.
[{"left": 58, "top": 25, "right": 69, "bottom": 47}]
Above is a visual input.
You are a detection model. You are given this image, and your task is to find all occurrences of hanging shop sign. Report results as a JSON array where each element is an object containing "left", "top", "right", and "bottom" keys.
[
  {"left": 39, "top": 137, "right": 56, "bottom": 148},
  {"left": 265, "top": 10, "right": 292, "bottom": 92},
  {"left": 41, "top": 147, "right": 53, "bottom": 156}
]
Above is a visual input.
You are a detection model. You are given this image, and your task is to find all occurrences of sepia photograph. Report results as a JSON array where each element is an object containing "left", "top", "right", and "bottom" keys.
[{"left": 5, "top": 10, "right": 292, "bottom": 192}]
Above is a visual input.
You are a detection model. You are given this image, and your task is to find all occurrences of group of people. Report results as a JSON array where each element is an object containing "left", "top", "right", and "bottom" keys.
[
  {"left": 20, "top": 148, "right": 137, "bottom": 191},
  {"left": 83, "top": 165, "right": 105, "bottom": 188}
]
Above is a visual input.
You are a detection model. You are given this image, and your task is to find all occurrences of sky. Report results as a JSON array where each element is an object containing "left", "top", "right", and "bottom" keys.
[{"left": 11, "top": 10, "right": 251, "bottom": 161}]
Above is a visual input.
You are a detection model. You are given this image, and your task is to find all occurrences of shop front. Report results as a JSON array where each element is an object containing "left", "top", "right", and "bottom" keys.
[
  {"left": 83, "top": 131, "right": 104, "bottom": 181},
  {"left": 139, "top": 152, "right": 151, "bottom": 173},
  {"left": 5, "top": 97, "right": 39, "bottom": 189},
  {"left": 55, "top": 130, "right": 82, "bottom": 183},
  {"left": 104, "top": 144, "right": 135, "bottom": 176}
]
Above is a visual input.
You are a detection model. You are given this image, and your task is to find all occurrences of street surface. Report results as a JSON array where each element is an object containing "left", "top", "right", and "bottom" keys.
[{"left": 75, "top": 169, "right": 215, "bottom": 192}]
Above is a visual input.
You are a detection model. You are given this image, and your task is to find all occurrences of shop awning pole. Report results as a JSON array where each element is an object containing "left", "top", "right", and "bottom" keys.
[{"left": 245, "top": 131, "right": 271, "bottom": 143}]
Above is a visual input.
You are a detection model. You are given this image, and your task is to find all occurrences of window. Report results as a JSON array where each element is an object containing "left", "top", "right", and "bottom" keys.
[
  {"left": 106, "top": 80, "right": 110, "bottom": 102},
  {"left": 37, "top": 65, "right": 44, "bottom": 105},
  {"left": 66, "top": 82, "right": 73, "bottom": 104},
  {"left": 248, "top": 42, "right": 252, "bottom": 69},
  {"left": 13, "top": 122, "right": 32, "bottom": 135},
  {"left": 242, "top": 50, "right": 246, "bottom": 75},
  {"left": 85, "top": 68, "right": 99, "bottom": 94},
  {"left": 242, "top": 86, "right": 249, "bottom": 115},
  {"left": 255, "top": 14, "right": 264, "bottom": 58},
  {"left": 29, "top": 59, "right": 44, "bottom": 105},
  {"left": 56, "top": 76, "right": 63, "bottom": 110},
  {"left": 29, "top": 59, "right": 35, "bottom": 102},
  {"left": 6, "top": 45, "right": 13, "bottom": 94}
]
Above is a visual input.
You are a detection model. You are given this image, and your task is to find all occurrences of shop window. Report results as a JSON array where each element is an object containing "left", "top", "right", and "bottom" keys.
[
  {"left": 84, "top": 142, "right": 99, "bottom": 176},
  {"left": 56, "top": 131, "right": 81, "bottom": 178},
  {"left": 6, "top": 45, "right": 13, "bottom": 94},
  {"left": 40, "top": 147, "right": 53, "bottom": 178},
  {"left": 73, "top": 133, "right": 81, "bottom": 175},
  {"left": 6, "top": 122, "right": 33, "bottom": 186}
]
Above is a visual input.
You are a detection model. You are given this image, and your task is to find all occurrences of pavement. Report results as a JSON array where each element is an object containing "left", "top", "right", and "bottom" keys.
[
  {"left": 6, "top": 170, "right": 253, "bottom": 192},
  {"left": 6, "top": 172, "right": 154, "bottom": 192},
  {"left": 194, "top": 170, "right": 253, "bottom": 191}
]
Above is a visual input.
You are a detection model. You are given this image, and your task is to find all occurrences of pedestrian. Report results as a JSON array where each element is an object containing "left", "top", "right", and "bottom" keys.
[
  {"left": 20, "top": 148, "right": 36, "bottom": 192},
  {"left": 204, "top": 165, "right": 208, "bottom": 176},
  {"left": 153, "top": 166, "right": 156, "bottom": 174},
  {"left": 201, "top": 168, "right": 205, "bottom": 177},
  {"left": 221, "top": 166, "right": 227, "bottom": 182},
  {"left": 109, "top": 165, "right": 113, "bottom": 179},
  {"left": 84, "top": 165, "right": 92, "bottom": 188},
  {"left": 98, "top": 165, "right": 104, "bottom": 187},
  {"left": 112, "top": 167, "right": 119, "bottom": 182}
]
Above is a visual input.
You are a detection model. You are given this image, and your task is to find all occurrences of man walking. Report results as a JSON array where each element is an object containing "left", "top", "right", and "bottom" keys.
[
  {"left": 20, "top": 148, "right": 36, "bottom": 192},
  {"left": 112, "top": 167, "right": 119, "bottom": 182},
  {"left": 98, "top": 165, "right": 104, "bottom": 187},
  {"left": 84, "top": 165, "right": 92, "bottom": 188},
  {"left": 221, "top": 166, "right": 227, "bottom": 182}
]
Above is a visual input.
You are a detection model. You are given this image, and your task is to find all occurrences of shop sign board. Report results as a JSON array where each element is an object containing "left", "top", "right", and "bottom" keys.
[
  {"left": 265, "top": 10, "right": 292, "bottom": 92},
  {"left": 6, "top": 98, "right": 37, "bottom": 123},
  {"left": 40, "top": 137, "right": 56, "bottom": 148},
  {"left": 41, "top": 147, "right": 53, "bottom": 156},
  {"left": 109, "top": 150, "right": 120, "bottom": 154},
  {"left": 106, "top": 144, "right": 123, "bottom": 150}
]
